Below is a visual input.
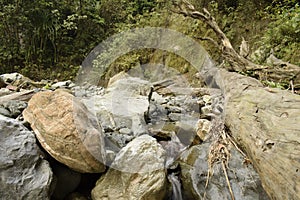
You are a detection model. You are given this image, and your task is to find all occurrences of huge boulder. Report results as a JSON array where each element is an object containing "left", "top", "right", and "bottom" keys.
[
  {"left": 0, "top": 114, "right": 53, "bottom": 199},
  {"left": 179, "top": 143, "right": 269, "bottom": 200},
  {"left": 23, "top": 89, "right": 106, "bottom": 173},
  {"left": 91, "top": 135, "right": 167, "bottom": 200}
]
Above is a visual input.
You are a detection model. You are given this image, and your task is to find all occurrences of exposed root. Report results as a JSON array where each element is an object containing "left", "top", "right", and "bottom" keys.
[
  {"left": 203, "top": 129, "right": 233, "bottom": 199},
  {"left": 222, "top": 160, "right": 235, "bottom": 200},
  {"left": 203, "top": 169, "right": 211, "bottom": 199},
  {"left": 289, "top": 80, "right": 295, "bottom": 94},
  {"left": 227, "top": 135, "right": 246, "bottom": 157},
  {"left": 204, "top": 128, "right": 254, "bottom": 200}
]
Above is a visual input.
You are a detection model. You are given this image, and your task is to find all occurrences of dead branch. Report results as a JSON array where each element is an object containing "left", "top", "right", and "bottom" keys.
[
  {"left": 194, "top": 36, "right": 219, "bottom": 48},
  {"left": 222, "top": 161, "right": 235, "bottom": 200},
  {"left": 172, "top": 0, "right": 300, "bottom": 87}
]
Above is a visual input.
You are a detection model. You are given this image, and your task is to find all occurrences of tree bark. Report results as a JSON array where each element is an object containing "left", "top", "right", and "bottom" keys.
[
  {"left": 213, "top": 69, "right": 300, "bottom": 200},
  {"left": 172, "top": 1, "right": 300, "bottom": 199}
]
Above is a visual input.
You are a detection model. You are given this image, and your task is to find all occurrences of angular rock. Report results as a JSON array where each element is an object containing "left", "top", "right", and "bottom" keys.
[
  {"left": 51, "top": 80, "right": 74, "bottom": 90},
  {"left": 150, "top": 91, "right": 168, "bottom": 104},
  {"left": 175, "top": 117, "right": 199, "bottom": 146},
  {"left": 81, "top": 73, "right": 152, "bottom": 153},
  {"left": 0, "top": 100, "right": 27, "bottom": 118},
  {"left": 23, "top": 89, "right": 106, "bottom": 173},
  {"left": 0, "top": 72, "right": 24, "bottom": 84},
  {"left": 184, "top": 97, "right": 201, "bottom": 113},
  {"left": 200, "top": 105, "right": 213, "bottom": 118},
  {"left": 0, "top": 90, "right": 35, "bottom": 104},
  {"left": 0, "top": 114, "right": 53, "bottom": 200},
  {"left": 0, "top": 72, "right": 44, "bottom": 89},
  {"left": 131, "top": 114, "right": 148, "bottom": 136},
  {"left": 104, "top": 131, "right": 134, "bottom": 152},
  {"left": 196, "top": 119, "right": 211, "bottom": 141},
  {"left": 168, "top": 113, "right": 182, "bottom": 122},
  {"left": 179, "top": 143, "right": 269, "bottom": 200},
  {"left": 92, "top": 135, "right": 167, "bottom": 200},
  {"left": 148, "top": 102, "right": 169, "bottom": 123},
  {"left": 72, "top": 83, "right": 105, "bottom": 98}
]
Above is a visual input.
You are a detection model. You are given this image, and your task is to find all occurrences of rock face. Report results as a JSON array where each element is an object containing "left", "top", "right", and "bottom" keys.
[
  {"left": 179, "top": 143, "right": 269, "bottom": 200},
  {"left": 23, "top": 89, "right": 106, "bottom": 173},
  {"left": 0, "top": 114, "right": 53, "bottom": 200},
  {"left": 91, "top": 135, "right": 167, "bottom": 200}
]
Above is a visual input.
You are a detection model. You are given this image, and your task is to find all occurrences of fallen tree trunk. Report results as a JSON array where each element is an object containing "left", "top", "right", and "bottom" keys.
[
  {"left": 172, "top": 0, "right": 300, "bottom": 89},
  {"left": 172, "top": 1, "right": 300, "bottom": 198},
  {"left": 213, "top": 69, "right": 300, "bottom": 199}
]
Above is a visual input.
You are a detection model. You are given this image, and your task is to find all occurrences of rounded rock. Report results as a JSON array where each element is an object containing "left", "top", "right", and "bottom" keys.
[{"left": 23, "top": 89, "right": 106, "bottom": 173}]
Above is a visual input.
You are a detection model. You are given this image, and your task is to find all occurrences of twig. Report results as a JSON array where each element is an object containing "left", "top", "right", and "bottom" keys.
[
  {"left": 222, "top": 160, "right": 235, "bottom": 200},
  {"left": 290, "top": 80, "right": 295, "bottom": 94},
  {"left": 194, "top": 36, "right": 220, "bottom": 48},
  {"left": 203, "top": 169, "right": 211, "bottom": 199},
  {"left": 227, "top": 134, "right": 246, "bottom": 158}
]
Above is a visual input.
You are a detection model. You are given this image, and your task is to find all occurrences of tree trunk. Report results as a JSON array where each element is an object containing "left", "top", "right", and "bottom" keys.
[
  {"left": 214, "top": 69, "right": 300, "bottom": 200},
  {"left": 172, "top": 1, "right": 300, "bottom": 198}
]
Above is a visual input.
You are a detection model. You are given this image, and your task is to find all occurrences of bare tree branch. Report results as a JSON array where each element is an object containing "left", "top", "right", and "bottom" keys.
[
  {"left": 194, "top": 36, "right": 219, "bottom": 48},
  {"left": 172, "top": 0, "right": 300, "bottom": 89}
]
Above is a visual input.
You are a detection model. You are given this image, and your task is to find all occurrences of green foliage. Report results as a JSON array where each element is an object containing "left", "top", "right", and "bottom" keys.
[
  {"left": 99, "top": 0, "right": 157, "bottom": 31},
  {"left": 0, "top": 0, "right": 105, "bottom": 80},
  {"left": 0, "top": 0, "right": 298, "bottom": 83},
  {"left": 90, "top": 0, "right": 171, "bottom": 85},
  {"left": 262, "top": 80, "right": 289, "bottom": 89},
  {"left": 259, "top": 1, "right": 300, "bottom": 65}
]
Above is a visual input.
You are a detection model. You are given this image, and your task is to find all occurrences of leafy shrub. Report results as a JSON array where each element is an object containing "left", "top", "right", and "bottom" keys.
[{"left": 259, "top": 1, "right": 300, "bottom": 65}]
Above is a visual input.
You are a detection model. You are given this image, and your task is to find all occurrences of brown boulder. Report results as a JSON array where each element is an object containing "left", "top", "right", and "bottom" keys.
[{"left": 23, "top": 89, "right": 106, "bottom": 173}]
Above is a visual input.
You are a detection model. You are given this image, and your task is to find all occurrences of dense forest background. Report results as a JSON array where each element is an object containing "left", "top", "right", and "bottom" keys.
[{"left": 0, "top": 0, "right": 299, "bottom": 84}]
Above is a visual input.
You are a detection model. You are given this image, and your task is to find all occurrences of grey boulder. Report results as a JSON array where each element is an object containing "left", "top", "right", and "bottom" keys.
[
  {"left": 0, "top": 100, "right": 27, "bottom": 118},
  {"left": 179, "top": 143, "right": 269, "bottom": 200},
  {"left": 0, "top": 114, "right": 53, "bottom": 200},
  {"left": 92, "top": 135, "right": 167, "bottom": 200}
]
